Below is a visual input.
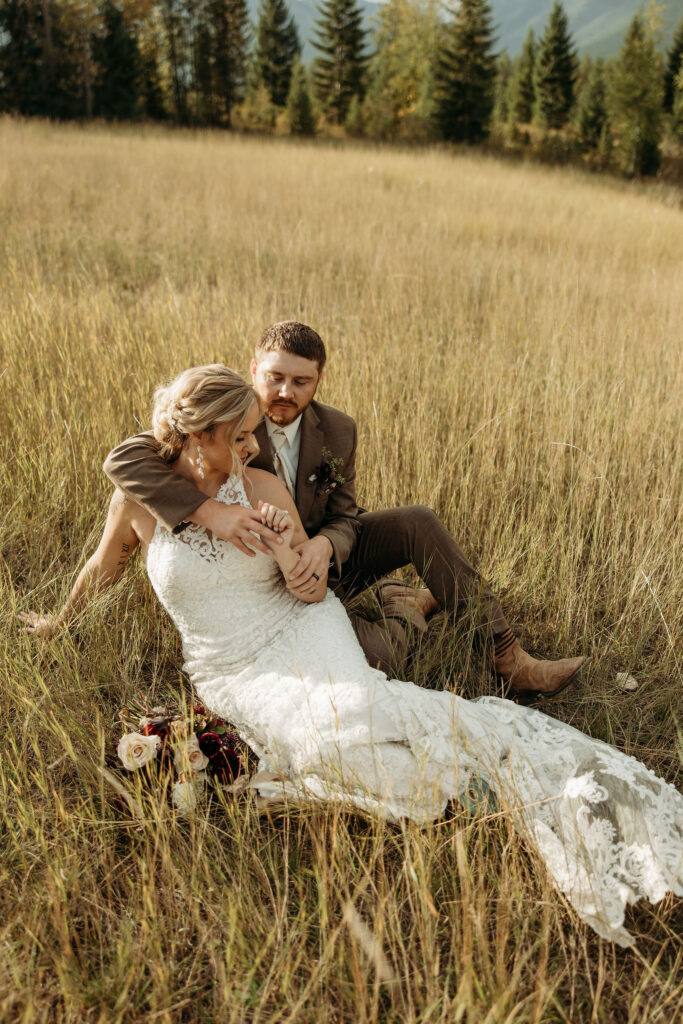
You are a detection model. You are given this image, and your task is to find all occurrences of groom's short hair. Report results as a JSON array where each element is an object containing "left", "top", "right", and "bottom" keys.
[{"left": 255, "top": 321, "right": 327, "bottom": 371}]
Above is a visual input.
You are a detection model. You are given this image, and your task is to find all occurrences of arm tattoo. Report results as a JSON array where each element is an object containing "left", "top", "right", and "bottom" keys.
[
  {"left": 112, "top": 493, "right": 129, "bottom": 513},
  {"left": 115, "top": 542, "right": 131, "bottom": 570}
]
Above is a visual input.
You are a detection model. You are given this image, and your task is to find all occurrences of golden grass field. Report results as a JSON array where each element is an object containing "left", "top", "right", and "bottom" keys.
[{"left": 1, "top": 116, "right": 682, "bottom": 1022}]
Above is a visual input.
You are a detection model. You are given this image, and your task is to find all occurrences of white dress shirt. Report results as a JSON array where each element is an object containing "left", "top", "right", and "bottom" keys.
[{"left": 265, "top": 414, "right": 303, "bottom": 493}]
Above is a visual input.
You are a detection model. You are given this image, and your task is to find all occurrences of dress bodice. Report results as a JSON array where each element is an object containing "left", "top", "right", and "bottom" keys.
[{"left": 146, "top": 474, "right": 306, "bottom": 675}]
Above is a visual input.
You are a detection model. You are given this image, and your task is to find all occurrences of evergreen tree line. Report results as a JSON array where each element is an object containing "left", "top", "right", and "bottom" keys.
[{"left": 1, "top": 0, "right": 682, "bottom": 175}]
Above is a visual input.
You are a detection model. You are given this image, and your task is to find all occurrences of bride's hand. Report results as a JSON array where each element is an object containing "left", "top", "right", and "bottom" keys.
[
  {"left": 19, "top": 611, "right": 62, "bottom": 638},
  {"left": 258, "top": 503, "right": 295, "bottom": 546}
]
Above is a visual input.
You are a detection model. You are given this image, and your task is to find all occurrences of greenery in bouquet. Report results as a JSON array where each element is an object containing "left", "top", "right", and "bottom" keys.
[{"left": 116, "top": 700, "right": 250, "bottom": 815}]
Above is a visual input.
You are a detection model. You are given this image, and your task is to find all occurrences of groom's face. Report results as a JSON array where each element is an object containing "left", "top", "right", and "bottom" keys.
[{"left": 250, "top": 351, "right": 322, "bottom": 426}]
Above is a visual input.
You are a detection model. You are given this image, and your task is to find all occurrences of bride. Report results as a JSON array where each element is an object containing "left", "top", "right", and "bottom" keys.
[{"left": 22, "top": 364, "right": 683, "bottom": 948}]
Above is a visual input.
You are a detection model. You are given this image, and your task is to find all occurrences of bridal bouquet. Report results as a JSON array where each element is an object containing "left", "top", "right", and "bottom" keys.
[{"left": 117, "top": 701, "right": 248, "bottom": 815}]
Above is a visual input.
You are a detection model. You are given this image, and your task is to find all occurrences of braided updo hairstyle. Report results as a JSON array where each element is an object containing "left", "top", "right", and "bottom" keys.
[{"left": 152, "top": 365, "right": 258, "bottom": 461}]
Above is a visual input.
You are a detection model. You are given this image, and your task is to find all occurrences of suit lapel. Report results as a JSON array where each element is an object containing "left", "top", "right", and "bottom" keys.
[
  {"left": 251, "top": 421, "right": 274, "bottom": 474},
  {"left": 296, "top": 405, "right": 324, "bottom": 526}
]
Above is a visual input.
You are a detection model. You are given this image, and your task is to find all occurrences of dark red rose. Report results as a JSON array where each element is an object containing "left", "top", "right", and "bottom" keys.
[
  {"left": 198, "top": 732, "right": 222, "bottom": 758},
  {"left": 210, "top": 737, "right": 243, "bottom": 782},
  {"left": 193, "top": 704, "right": 207, "bottom": 717},
  {"left": 142, "top": 721, "right": 169, "bottom": 738}
]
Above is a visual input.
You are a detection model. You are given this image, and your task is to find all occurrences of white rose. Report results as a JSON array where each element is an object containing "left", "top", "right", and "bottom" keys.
[
  {"left": 174, "top": 734, "right": 209, "bottom": 774},
  {"left": 172, "top": 774, "right": 206, "bottom": 816},
  {"left": 117, "top": 732, "right": 161, "bottom": 771}
]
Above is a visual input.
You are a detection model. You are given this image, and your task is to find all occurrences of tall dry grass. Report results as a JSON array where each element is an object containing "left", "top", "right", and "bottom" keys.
[{"left": 1, "top": 117, "right": 682, "bottom": 1022}]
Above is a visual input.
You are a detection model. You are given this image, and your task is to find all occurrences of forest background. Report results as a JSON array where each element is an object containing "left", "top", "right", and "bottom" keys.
[{"left": 1, "top": 0, "right": 683, "bottom": 180}]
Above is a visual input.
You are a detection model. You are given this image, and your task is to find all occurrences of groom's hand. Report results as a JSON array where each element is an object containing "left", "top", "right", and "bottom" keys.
[
  {"left": 288, "top": 536, "right": 333, "bottom": 596},
  {"left": 191, "top": 499, "right": 282, "bottom": 557}
]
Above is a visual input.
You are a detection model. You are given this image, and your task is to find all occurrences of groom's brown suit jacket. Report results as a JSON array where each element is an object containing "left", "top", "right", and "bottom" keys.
[{"left": 103, "top": 401, "right": 362, "bottom": 578}]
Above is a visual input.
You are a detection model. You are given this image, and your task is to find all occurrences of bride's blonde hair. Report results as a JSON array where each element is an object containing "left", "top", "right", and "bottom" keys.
[{"left": 152, "top": 364, "right": 258, "bottom": 461}]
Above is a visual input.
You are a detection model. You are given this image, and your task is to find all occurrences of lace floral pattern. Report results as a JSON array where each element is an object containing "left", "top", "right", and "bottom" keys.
[
  {"left": 146, "top": 474, "right": 683, "bottom": 947},
  {"left": 166, "top": 476, "right": 255, "bottom": 567}
]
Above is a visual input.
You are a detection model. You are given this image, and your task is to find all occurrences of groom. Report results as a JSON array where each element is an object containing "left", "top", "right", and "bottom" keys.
[{"left": 104, "top": 321, "right": 587, "bottom": 698}]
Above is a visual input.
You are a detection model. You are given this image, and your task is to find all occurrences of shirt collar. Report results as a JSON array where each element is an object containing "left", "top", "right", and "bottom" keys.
[{"left": 265, "top": 413, "right": 302, "bottom": 447}]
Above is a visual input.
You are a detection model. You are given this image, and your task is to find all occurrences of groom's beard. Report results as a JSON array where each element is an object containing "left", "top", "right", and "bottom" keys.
[{"left": 264, "top": 399, "right": 307, "bottom": 426}]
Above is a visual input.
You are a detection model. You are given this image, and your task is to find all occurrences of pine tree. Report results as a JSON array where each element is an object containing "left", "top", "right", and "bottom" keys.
[
  {"left": 206, "top": 0, "right": 250, "bottom": 126},
  {"left": 345, "top": 92, "right": 365, "bottom": 134},
  {"left": 664, "top": 18, "right": 683, "bottom": 112},
  {"left": 362, "top": 0, "right": 440, "bottom": 142},
  {"left": 159, "top": 0, "right": 248, "bottom": 126},
  {"left": 254, "top": 0, "right": 300, "bottom": 107},
  {"left": 509, "top": 27, "right": 535, "bottom": 124},
  {"left": 491, "top": 52, "right": 511, "bottom": 128},
  {"left": 0, "top": 0, "right": 92, "bottom": 118},
  {"left": 161, "top": 0, "right": 191, "bottom": 122},
  {"left": 139, "top": 47, "right": 167, "bottom": 120},
  {"left": 534, "top": 0, "right": 577, "bottom": 129},
  {"left": 238, "top": 80, "right": 277, "bottom": 130},
  {"left": 312, "top": 0, "right": 368, "bottom": 124},
  {"left": 195, "top": 14, "right": 215, "bottom": 123},
  {"left": 671, "top": 56, "right": 683, "bottom": 142},
  {"left": 93, "top": 2, "right": 140, "bottom": 120},
  {"left": 56, "top": 0, "right": 101, "bottom": 118},
  {"left": 435, "top": 0, "right": 497, "bottom": 144},
  {"left": 135, "top": 17, "right": 167, "bottom": 121},
  {"left": 577, "top": 57, "right": 607, "bottom": 150},
  {"left": 609, "top": 11, "right": 664, "bottom": 176},
  {"left": 575, "top": 53, "right": 592, "bottom": 99},
  {"left": 0, "top": 0, "right": 49, "bottom": 114},
  {"left": 286, "top": 57, "right": 315, "bottom": 134}
]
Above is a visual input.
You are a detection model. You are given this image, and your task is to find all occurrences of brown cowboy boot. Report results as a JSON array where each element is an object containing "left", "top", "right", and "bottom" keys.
[
  {"left": 494, "top": 638, "right": 589, "bottom": 704},
  {"left": 378, "top": 581, "right": 438, "bottom": 628},
  {"left": 358, "top": 580, "right": 431, "bottom": 678}
]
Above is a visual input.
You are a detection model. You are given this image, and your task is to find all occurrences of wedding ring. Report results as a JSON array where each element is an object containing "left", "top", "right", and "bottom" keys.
[{"left": 311, "top": 572, "right": 320, "bottom": 581}]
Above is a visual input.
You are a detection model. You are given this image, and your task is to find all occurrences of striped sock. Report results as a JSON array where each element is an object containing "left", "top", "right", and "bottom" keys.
[{"left": 493, "top": 628, "right": 516, "bottom": 660}]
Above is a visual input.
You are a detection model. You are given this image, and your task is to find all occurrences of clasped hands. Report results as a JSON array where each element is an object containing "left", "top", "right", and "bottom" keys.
[{"left": 258, "top": 502, "right": 332, "bottom": 596}]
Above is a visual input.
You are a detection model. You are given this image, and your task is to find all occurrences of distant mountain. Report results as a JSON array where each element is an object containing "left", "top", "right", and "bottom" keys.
[
  {"left": 248, "top": 0, "right": 682, "bottom": 63},
  {"left": 488, "top": 0, "right": 682, "bottom": 59}
]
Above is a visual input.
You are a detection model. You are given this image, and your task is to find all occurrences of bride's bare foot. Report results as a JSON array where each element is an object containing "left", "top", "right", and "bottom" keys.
[{"left": 379, "top": 582, "right": 439, "bottom": 621}]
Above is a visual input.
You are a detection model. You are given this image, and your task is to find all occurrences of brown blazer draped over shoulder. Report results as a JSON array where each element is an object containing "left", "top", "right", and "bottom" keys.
[{"left": 103, "top": 401, "right": 362, "bottom": 577}]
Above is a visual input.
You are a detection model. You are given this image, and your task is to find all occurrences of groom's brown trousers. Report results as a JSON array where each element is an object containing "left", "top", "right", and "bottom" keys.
[{"left": 336, "top": 506, "right": 510, "bottom": 675}]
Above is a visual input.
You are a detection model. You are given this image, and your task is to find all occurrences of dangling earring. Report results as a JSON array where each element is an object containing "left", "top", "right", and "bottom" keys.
[{"left": 196, "top": 444, "right": 205, "bottom": 479}]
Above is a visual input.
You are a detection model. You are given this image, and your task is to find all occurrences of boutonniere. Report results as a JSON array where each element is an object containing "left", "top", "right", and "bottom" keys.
[{"left": 308, "top": 447, "right": 346, "bottom": 495}]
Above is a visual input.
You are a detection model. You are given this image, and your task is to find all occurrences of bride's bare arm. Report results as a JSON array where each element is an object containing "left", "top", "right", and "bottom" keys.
[
  {"left": 20, "top": 490, "right": 145, "bottom": 637},
  {"left": 244, "top": 469, "right": 327, "bottom": 604}
]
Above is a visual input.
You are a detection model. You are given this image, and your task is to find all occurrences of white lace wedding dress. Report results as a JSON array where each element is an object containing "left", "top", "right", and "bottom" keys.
[{"left": 146, "top": 474, "right": 683, "bottom": 947}]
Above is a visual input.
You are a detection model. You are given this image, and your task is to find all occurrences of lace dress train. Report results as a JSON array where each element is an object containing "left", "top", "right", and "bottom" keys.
[{"left": 146, "top": 475, "right": 683, "bottom": 947}]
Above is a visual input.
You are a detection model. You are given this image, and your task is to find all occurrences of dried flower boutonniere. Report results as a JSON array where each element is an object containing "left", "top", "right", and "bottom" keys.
[{"left": 308, "top": 447, "right": 346, "bottom": 495}]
